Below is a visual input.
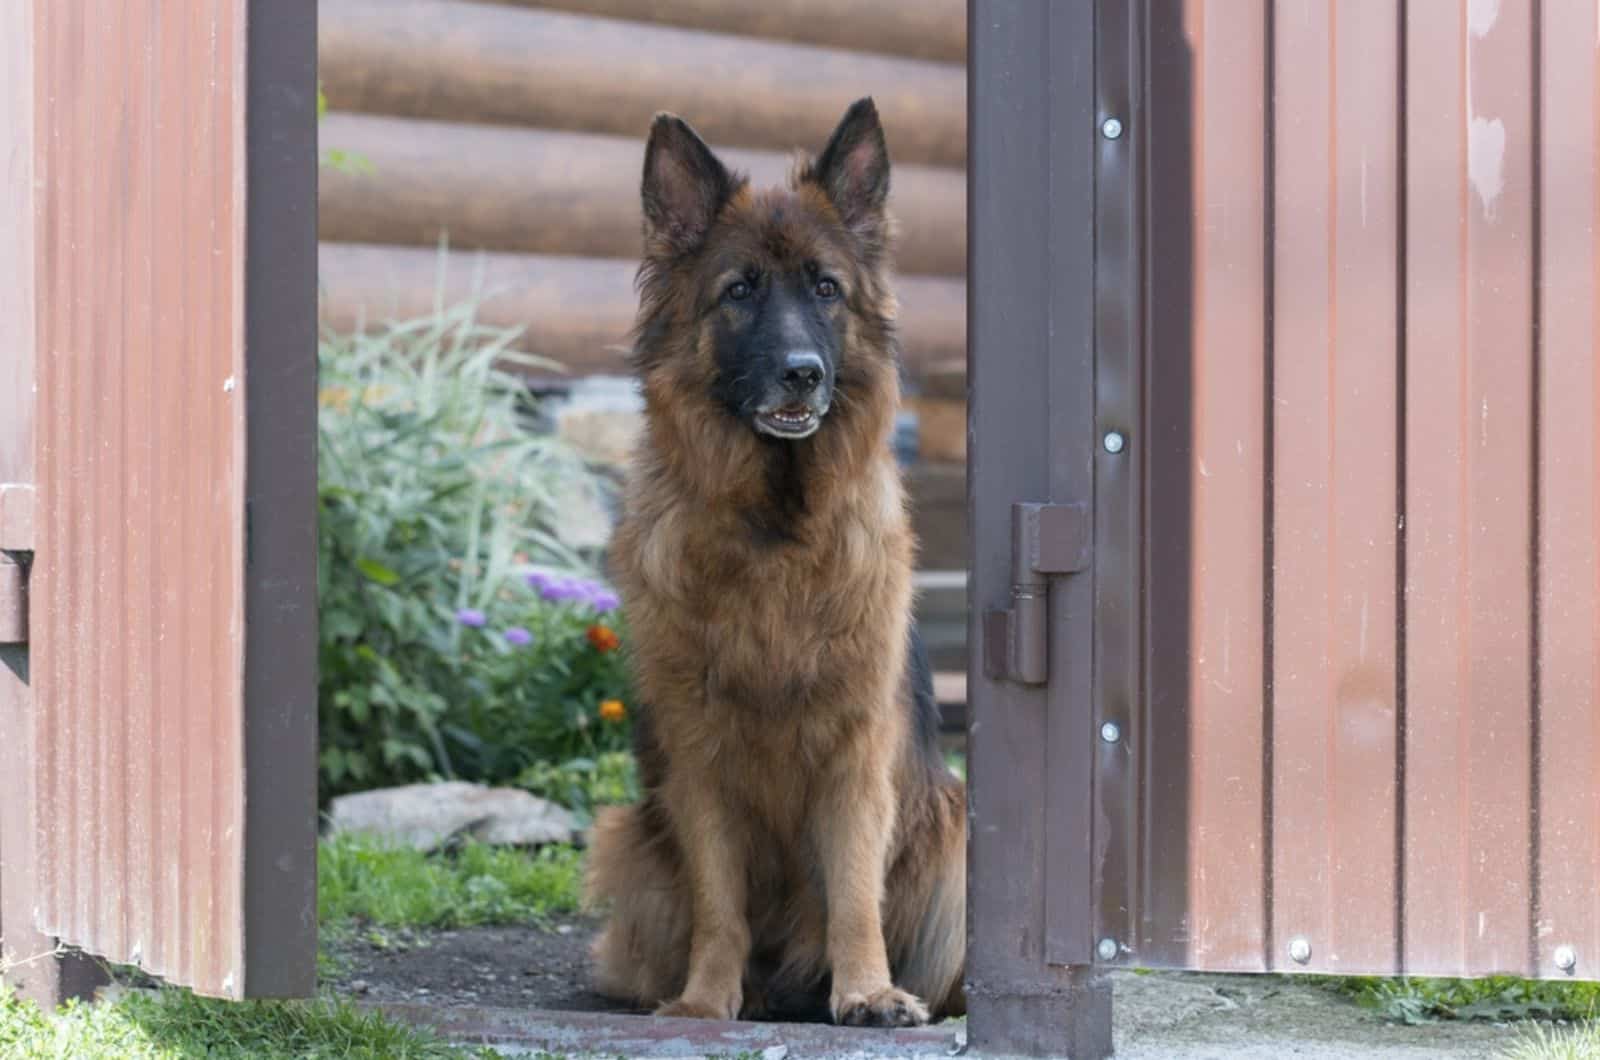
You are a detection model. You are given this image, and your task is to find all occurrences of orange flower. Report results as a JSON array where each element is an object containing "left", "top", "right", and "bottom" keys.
[
  {"left": 598, "top": 699, "right": 626, "bottom": 723},
  {"left": 587, "top": 624, "right": 620, "bottom": 653}
]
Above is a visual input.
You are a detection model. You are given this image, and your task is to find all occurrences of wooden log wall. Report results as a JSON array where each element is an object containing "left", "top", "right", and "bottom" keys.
[
  {"left": 317, "top": 0, "right": 968, "bottom": 386},
  {"left": 318, "top": 0, "right": 971, "bottom": 702}
]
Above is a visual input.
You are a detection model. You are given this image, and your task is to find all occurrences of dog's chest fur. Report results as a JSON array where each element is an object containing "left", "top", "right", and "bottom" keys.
[{"left": 614, "top": 449, "right": 913, "bottom": 772}]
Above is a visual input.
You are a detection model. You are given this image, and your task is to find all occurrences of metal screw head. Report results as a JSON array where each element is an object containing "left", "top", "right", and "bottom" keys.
[
  {"left": 1096, "top": 937, "right": 1120, "bottom": 961},
  {"left": 1287, "top": 937, "right": 1312, "bottom": 964},
  {"left": 1101, "top": 117, "right": 1124, "bottom": 140},
  {"left": 1555, "top": 945, "right": 1578, "bottom": 972},
  {"left": 1100, "top": 721, "right": 1122, "bottom": 744},
  {"left": 1103, "top": 431, "right": 1126, "bottom": 454}
]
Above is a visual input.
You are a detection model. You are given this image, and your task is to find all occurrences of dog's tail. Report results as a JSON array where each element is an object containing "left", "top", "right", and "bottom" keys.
[{"left": 586, "top": 801, "right": 690, "bottom": 1006}]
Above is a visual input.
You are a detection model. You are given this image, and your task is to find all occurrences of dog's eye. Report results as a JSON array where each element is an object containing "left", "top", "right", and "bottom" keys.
[
  {"left": 726, "top": 280, "right": 753, "bottom": 301},
  {"left": 814, "top": 278, "right": 839, "bottom": 300}
]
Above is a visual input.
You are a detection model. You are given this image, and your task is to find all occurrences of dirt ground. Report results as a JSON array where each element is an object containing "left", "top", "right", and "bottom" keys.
[
  {"left": 326, "top": 915, "right": 633, "bottom": 1014},
  {"left": 325, "top": 920, "right": 1533, "bottom": 1058}
]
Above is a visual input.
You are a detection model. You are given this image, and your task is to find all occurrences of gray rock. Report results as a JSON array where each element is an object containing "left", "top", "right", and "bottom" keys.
[
  {"left": 546, "top": 471, "right": 615, "bottom": 550},
  {"left": 327, "top": 781, "right": 579, "bottom": 851},
  {"left": 552, "top": 375, "right": 643, "bottom": 470}
]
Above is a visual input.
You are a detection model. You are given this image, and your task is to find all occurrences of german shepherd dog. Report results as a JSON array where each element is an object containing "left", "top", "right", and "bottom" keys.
[{"left": 585, "top": 99, "right": 966, "bottom": 1026}]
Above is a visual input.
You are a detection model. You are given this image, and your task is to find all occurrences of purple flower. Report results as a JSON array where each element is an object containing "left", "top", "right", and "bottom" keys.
[
  {"left": 503, "top": 626, "right": 533, "bottom": 647},
  {"left": 541, "top": 579, "right": 576, "bottom": 602},
  {"left": 526, "top": 570, "right": 619, "bottom": 609},
  {"left": 455, "top": 608, "right": 487, "bottom": 628}
]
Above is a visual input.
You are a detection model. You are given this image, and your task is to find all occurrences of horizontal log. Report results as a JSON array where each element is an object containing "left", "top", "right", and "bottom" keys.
[
  {"left": 907, "top": 396, "right": 966, "bottom": 463},
  {"left": 491, "top": 0, "right": 965, "bottom": 63},
  {"left": 318, "top": 243, "right": 966, "bottom": 379},
  {"left": 320, "top": 0, "right": 965, "bottom": 168},
  {"left": 918, "top": 357, "right": 968, "bottom": 401},
  {"left": 320, "top": 114, "right": 966, "bottom": 277},
  {"left": 905, "top": 462, "right": 967, "bottom": 573}
]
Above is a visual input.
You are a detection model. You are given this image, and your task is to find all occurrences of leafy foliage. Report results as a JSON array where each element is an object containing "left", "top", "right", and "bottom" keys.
[
  {"left": 1327, "top": 975, "right": 1600, "bottom": 1025},
  {"left": 516, "top": 751, "right": 639, "bottom": 826},
  {"left": 316, "top": 308, "right": 632, "bottom": 800}
]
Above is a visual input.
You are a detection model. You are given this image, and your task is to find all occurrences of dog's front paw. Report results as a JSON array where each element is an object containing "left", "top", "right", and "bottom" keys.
[
  {"left": 831, "top": 985, "right": 930, "bottom": 1027},
  {"left": 656, "top": 988, "right": 741, "bottom": 1021}
]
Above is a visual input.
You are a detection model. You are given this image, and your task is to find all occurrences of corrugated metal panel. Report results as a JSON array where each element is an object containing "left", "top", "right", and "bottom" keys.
[
  {"left": 1124, "top": 0, "right": 1600, "bottom": 978},
  {"left": 34, "top": 0, "right": 246, "bottom": 996},
  {"left": 1533, "top": 0, "right": 1600, "bottom": 981},
  {"left": 0, "top": 0, "right": 32, "bottom": 496},
  {"left": 1270, "top": 0, "right": 1401, "bottom": 975}
]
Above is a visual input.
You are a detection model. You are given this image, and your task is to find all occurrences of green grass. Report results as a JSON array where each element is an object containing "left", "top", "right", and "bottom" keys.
[
  {"left": 0, "top": 986, "right": 502, "bottom": 1059},
  {"left": 318, "top": 833, "right": 584, "bottom": 931},
  {"left": 1504, "top": 1020, "right": 1600, "bottom": 1060},
  {"left": 1324, "top": 975, "right": 1600, "bottom": 1026},
  {"left": 0, "top": 835, "right": 585, "bottom": 1059}
]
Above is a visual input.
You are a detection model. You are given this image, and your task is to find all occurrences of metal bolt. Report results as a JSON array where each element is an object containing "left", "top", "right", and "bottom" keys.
[
  {"left": 1100, "top": 721, "right": 1121, "bottom": 744},
  {"left": 1096, "top": 937, "right": 1120, "bottom": 961},
  {"left": 1555, "top": 945, "right": 1578, "bottom": 972},
  {"left": 1288, "top": 937, "right": 1312, "bottom": 964},
  {"left": 1103, "top": 431, "right": 1126, "bottom": 454},
  {"left": 1101, "top": 117, "right": 1124, "bottom": 140}
]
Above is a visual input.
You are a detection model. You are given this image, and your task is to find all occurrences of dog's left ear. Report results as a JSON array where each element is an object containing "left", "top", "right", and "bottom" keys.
[{"left": 806, "top": 98, "right": 891, "bottom": 242}]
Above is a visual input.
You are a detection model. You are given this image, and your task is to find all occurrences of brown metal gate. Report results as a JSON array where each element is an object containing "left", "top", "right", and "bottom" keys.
[
  {"left": 971, "top": 0, "right": 1600, "bottom": 1054},
  {"left": 0, "top": 2, "right": 318, "bottom": 1001}
]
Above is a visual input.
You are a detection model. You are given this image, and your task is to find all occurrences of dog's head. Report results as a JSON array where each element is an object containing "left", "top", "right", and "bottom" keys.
[{"left": 633, "top": 99, "right": 895, "bottom": 442}]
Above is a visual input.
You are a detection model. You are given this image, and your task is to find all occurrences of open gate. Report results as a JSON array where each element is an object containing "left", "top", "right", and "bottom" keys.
[
  {"left": 970, "top": 1, "right": 1600, "bottom": 1055},
  {"left": 6, "top": 1, "right": 1598, "bottom": 1055},
  {"left": 0, "top": 2, "right": 318, "bottom": 1002}
]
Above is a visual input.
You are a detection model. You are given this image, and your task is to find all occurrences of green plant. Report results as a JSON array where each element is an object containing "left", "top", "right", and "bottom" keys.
[
  {"left": 443, "top": 573, "right": 634, "bottom": 784},
  {"left": 1329, "top": 975, "right": 1600, "bottom": 1025},
  {"left": 1504, "top": 1020, "right": 1600, "bottom": 1060},
  {"left": 316, "top": 306, "right": 630, "bottom": 799},
  {"left": 318, "top": 833, "right": 583, "bottom": 930},
  {"left": 516, "top": 750, "right": 639, "bottom": 826},
  {"left": 316, "top": 86, "right": 373, "bottom": 175}
]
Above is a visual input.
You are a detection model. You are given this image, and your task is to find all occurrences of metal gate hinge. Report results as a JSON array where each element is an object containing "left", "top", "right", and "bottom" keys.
[
  {"left": 0, "top": 484, "right": 34, "bottom": 552},
  {"left": 983, "top": 501, "right": 1090, "bottom": 685},
  {"left": 0, "top": 556, "right": 25, "bottom": 646}
]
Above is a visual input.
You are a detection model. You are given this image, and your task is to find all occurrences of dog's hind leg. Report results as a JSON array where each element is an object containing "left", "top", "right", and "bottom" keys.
[{"left": 585, "top": 802, "right": 691, "bottom": 1007}]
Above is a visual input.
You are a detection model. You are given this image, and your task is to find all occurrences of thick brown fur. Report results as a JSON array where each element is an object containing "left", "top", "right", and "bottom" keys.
[{"left": 585, "top": 100, "right": 966, "bottom": 1026}]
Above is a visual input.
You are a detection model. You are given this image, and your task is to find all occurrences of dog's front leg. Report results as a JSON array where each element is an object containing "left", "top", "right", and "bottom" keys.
[
  {"left": 815, "top": 739, "right": 930, "bottom": 1027},
  {"left": 656, "top": 771, "right": 749, "bottom": 1020}
]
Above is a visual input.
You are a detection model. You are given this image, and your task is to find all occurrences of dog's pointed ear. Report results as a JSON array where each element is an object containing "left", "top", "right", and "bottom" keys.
[
  {"left": 641, "top": 113, "right": 734, "bottom": 256},
  {"left": 806, "top": 98, "right": 891, "bottom": 235}
]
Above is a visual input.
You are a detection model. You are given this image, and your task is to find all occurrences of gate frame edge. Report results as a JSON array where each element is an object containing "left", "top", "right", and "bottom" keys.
[
  {"left": 238, "top": 0, "right": 320, "bottom": 1000},
  {"left": 966, "top": 1, "right": 1114, "bottom": 1057}
]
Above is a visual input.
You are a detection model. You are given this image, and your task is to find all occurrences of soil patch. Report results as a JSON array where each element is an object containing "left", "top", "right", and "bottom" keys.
[{"left": 324, "top": 915, "right": 636, "bottom": 1014}]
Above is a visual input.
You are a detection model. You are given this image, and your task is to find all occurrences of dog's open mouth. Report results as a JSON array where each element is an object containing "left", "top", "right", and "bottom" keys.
[{"left": 755, "top": 403, "right": 822, "bottom": 439}]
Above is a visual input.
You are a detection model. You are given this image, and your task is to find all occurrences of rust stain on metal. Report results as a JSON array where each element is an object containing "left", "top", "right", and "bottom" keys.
[{"left": 32, "top": 0, "right": 249, "bottom": 999}]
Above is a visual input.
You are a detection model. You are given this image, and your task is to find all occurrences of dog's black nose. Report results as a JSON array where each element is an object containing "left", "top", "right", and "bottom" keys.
[{"left": 782, "top": 351, "right": 825, "bottom": 394}]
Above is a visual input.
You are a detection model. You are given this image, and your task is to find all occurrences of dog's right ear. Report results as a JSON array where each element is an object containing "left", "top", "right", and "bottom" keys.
[{"left": 641, "top": 114, "right": 734, "bottom": 256}]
